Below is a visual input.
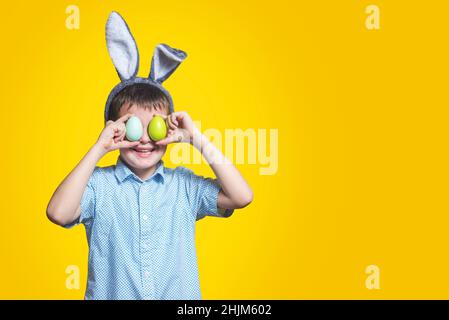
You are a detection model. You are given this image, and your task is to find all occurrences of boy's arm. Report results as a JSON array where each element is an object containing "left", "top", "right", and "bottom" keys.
[
  {"left": 46, "top": 113, "right": 139, "bottom": 226},
  {"left": 157, "top": 112, "right": 253, "bottom": 210},
  {"left": 192, "top": 131, "right": 253, "bottom": 209}
]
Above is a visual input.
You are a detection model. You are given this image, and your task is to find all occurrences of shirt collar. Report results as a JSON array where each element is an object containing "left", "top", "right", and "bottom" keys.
[{"left": 115, "top": 156, "right": 165, "bottom": 184}]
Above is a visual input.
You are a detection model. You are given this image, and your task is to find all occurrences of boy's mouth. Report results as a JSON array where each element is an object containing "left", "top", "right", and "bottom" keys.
[{"left": 131, "top": 146, "right": 156, "bottom": 158}]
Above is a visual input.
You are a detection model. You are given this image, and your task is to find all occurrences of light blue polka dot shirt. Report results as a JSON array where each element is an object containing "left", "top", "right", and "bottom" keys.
[{"left": 65, "top": 156, "right": 233, "bottom": 300}]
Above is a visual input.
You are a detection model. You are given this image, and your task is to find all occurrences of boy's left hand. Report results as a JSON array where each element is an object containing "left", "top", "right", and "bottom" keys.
[{"left": 156, "top": 111, "right": 199, "bottom": 145}]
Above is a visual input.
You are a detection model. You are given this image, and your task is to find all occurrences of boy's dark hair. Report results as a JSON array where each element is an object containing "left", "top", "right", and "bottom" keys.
[{"left": 108, "top": 83, "right": 170, "bottom": 121}]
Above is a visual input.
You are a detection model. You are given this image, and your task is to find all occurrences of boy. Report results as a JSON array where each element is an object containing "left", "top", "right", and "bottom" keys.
[{"left": 46, "top": 12, "right": 253, "bottom": 299}]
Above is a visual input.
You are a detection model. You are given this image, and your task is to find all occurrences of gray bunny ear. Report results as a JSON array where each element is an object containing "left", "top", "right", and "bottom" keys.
[
  {"left": 106, "top": 12, "right": 139, "bottom": 81},
  {"left": 149, "top": 44, "right": 187, "bottom": 83}
]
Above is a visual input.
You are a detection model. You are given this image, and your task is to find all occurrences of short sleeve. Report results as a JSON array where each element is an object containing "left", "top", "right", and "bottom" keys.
[
  {"left": 63, "top": 169, "right": 97, "bottom": 228},
  {"left": 182, "top": 168, "right": 234, "bottom": 220}
]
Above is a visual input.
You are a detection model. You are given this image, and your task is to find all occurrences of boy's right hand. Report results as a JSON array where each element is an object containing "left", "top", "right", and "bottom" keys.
[{"left": 95, "top": 113, "right": 140, "bottom": 154}]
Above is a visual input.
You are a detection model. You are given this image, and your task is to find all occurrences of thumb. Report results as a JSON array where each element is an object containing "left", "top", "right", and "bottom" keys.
[
  {"left": 156, "top": 132, "right": 185, "bottom": 146},
  {"left": 117, "top": 140, "right": 140, "bottom": 149},
  {"left": 155, "top": 135, "right": 174, "bottom": 146}
]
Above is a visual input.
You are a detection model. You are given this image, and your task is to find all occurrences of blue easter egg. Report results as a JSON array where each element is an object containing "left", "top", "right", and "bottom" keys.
[{"left": 125, "top": 116, "right": 143, "bottom": 141}]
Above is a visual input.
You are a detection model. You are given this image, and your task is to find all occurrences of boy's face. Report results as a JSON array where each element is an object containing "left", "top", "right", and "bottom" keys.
[{"left": 118, "top": 103, "right": 168, "bottom": 171}]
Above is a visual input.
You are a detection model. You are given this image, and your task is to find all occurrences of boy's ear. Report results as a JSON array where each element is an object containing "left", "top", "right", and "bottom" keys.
[
  {"left": 106, "top": 11, "right": 139, "bottom": 81},
  {"left": 149, "top": 44, "right": 187, "bottom": 83}
]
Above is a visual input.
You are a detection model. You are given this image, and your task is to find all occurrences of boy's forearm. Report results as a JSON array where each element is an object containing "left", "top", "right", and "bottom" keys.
[
  {"left": 191, "top": 130, "right": 253, "bottom": 208},
  {"left": 47, "top": 143, "right": 106, "bottom": 226}
]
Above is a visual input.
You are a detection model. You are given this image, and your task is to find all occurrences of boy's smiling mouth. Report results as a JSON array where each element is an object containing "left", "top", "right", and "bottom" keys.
[{"left": 131, "top": 145, "right": 156, "bottom": 158}]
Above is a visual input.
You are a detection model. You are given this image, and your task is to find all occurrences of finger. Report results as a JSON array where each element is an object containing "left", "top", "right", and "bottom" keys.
[
  {"left": 117, "top": 129, "right": 126, "bottom": 139},
  {"left": 156, "top": 132, "right": 183, "bottom": 145},
  {"left": 116, "top": 123, "right": 126, "bottom": 135},
  {"left": 114, "top": 131, "right": 126, "bottom": 143},
  {"left": 116, "top": 113, "right": 134, "bottom": 124},
  {"left": 112, "top": 126, "right": 122, "bottom": 136},
  {"left": 159, "top": 114, "right": 173, "bottom": 129},
  {"left": 117, "top": 140, "right": 140, "bottom": 149},
  {"left": 106, "top": 120, "right": 114, "bottom": 126},
  {"left": 155, "top": 135, "right": 175, "bottom": 146},
  {"left": 167, "top": 116, "right": 177, "bottom": 130},
  {"left": 170, "top": 113, "right": 179, "bottom": 126}
]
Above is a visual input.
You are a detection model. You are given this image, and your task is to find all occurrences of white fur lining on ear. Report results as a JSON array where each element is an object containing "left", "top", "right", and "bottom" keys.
[
  {"left": 150, "top": 44, "right": 187, "bottom": 83},
  {"left": 106, "top": 12, "right": 139, "bottom": 81}
]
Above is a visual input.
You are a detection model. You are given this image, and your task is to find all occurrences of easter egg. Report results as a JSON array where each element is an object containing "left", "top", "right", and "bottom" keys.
[
  {"left": 148, "top": 115, "right": 167, "bottom": 141},
  {"left": 125, "top": 116, "right": 143, "bottom": 141}
]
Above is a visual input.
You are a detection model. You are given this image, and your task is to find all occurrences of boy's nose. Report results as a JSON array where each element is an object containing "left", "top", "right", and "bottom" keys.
[{"left": 139, "top": 126, "right": 151, "bottom": 143}]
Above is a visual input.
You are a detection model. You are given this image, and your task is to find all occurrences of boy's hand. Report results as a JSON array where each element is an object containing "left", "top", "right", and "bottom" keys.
[
  {"left": 156, "top": 111, "right": 199, "bottom": 146},
  {"left": 95, "top": 113, "right": 140, "bottom": 154}
]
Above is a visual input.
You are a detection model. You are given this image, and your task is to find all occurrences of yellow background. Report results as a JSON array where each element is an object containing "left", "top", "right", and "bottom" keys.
[{"left": 1, "top": 0, "right": 448, "bottom": 299}]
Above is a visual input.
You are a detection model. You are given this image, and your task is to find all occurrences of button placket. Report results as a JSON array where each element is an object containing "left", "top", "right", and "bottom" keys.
[{"left": 139, "top": 182, "right": 154, "bottom": 298}]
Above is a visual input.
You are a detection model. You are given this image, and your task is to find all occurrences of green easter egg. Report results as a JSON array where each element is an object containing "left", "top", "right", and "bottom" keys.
[
  {"left": 148, "top": 115, "right": 167, "bottom": 141},
  {"left": 125, "top": 116, "right": 143, "bottom": 141}
]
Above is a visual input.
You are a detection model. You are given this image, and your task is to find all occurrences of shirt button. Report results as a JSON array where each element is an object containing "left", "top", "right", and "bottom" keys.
[
  {"left": 144, "top": 271, "right": 150, "bottom": 278},
  {"left": 142, "top": 215, "right": 148, "bottom": 220}
]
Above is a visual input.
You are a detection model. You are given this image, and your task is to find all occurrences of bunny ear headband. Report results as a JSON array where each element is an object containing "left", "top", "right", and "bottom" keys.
[{"left": 104, "top": 11, "right": 187, "bottom": 121}]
